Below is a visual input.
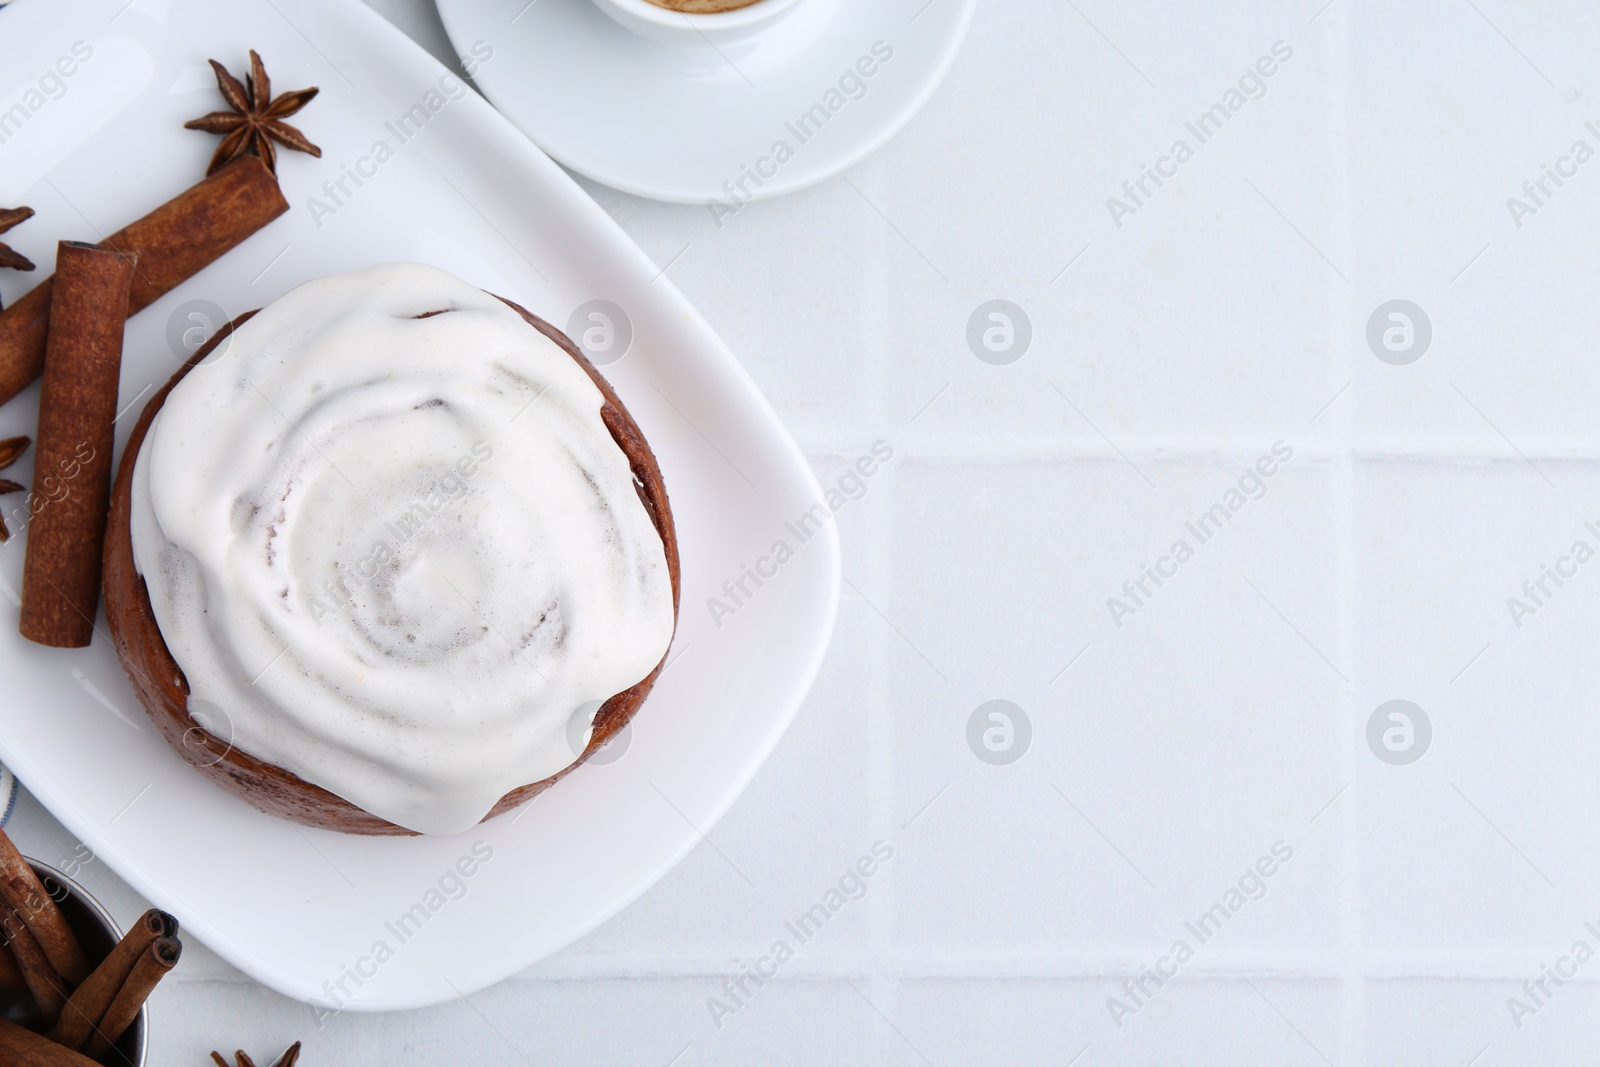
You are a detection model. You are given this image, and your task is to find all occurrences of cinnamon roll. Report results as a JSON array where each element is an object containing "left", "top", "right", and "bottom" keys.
[{"left": 103, "top": 264, "right": 679, "bottom": 835}]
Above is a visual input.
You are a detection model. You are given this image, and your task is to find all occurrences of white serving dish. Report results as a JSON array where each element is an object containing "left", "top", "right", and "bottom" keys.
[{"left": 0, "top": 0, "right": 838, "bottom": 1010}]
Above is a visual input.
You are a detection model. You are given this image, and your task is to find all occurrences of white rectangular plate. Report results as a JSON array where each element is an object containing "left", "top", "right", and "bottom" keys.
[{"left": 0, "top": 0, "right": 838, "bottom": 1010}]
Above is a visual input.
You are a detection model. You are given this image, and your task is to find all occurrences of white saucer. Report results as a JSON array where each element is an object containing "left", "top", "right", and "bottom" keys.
[{"left": 436, "top": 0, "right": 975, "bottom": 205}]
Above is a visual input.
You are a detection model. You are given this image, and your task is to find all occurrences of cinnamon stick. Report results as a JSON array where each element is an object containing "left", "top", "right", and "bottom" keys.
[
  {"left": 79, "top": 934, "right": 180, "bottom": 1060},
  {"left": 0, "top": 1018, "right": 100, "bottom": 1066},
  {"left": 0, "top": 829, "right": 89, "bottom": 984},
  {"left": 0, "top": 154, "right": 288, "bottom": 408},
  {"left": 0, "top": 918, "right": 68, "bottom": 1029},
  {"left": 18, "top": 241, "right": 136, "bottom": 648},
  {"left": 48, "top": 908, "right": 173, "bottom": 1050},
  {"left": 0, "top": 926, "right": 26, "bottom": 989}
]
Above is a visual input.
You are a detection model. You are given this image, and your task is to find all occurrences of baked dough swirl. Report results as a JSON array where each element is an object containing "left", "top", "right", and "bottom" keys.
[{"left": 127, "top": 264, "right": 675, "bottom": 834}]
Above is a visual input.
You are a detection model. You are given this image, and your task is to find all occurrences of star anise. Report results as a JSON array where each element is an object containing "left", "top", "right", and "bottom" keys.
[
  {"left": 0, "top": 206, "right": 34, "bottom": 274},
  {"left": 185, "top": 51, "right": 320, "bottom": 177},
  {"left": 210, "top": 1041, "right": 301, "bottom": 1067},
  {"left": 0, "top": 435, "right": 31, "bottom": 543}
]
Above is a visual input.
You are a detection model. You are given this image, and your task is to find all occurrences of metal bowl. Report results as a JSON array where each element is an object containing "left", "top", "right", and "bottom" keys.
[{"left": 0, "top": 859, "right": 148, "bottom": 1066}]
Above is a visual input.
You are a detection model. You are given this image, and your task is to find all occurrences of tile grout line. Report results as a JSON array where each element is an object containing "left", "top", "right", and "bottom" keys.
[
  {"left": 781, "top": 436, "right": 1600, "bottom": 465},
  {"left": 167, "top": 948, "right": 1600, "bottom": 983},
  {"left": 1323, "top": 2, "right": 1365, "bottom": 1062},
  {"left": 860, "top": 157, "right": 897, "bottom": 1067}
]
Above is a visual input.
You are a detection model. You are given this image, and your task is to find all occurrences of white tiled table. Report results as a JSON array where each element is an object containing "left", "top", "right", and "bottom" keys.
[{"left": 13, "top": 0, "right": 1600, "bottom": 1062}]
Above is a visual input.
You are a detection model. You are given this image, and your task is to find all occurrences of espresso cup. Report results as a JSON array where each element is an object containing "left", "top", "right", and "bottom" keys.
[{"left": 589, "top": 0, "right": 809, "bottom": 42}]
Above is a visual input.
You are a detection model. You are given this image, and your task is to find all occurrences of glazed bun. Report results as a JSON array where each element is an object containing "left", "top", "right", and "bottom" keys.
[{"left": 104, "top": 275, "right": 679, "bottom": 835}]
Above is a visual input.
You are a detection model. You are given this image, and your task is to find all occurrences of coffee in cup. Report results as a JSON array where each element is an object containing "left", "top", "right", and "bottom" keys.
[{"left": 640, "top": 0, "right": 766, "bottom": 11}]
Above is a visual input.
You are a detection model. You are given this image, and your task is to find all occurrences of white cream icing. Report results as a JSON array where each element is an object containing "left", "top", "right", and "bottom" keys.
[{"left": 129, "top": 263, "right": 675, "bottom": 834}]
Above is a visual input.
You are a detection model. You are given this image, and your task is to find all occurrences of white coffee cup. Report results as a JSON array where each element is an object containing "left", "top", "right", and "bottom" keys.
[{"left": 589, "top": 0, "right": 809, "bottom": 42}]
